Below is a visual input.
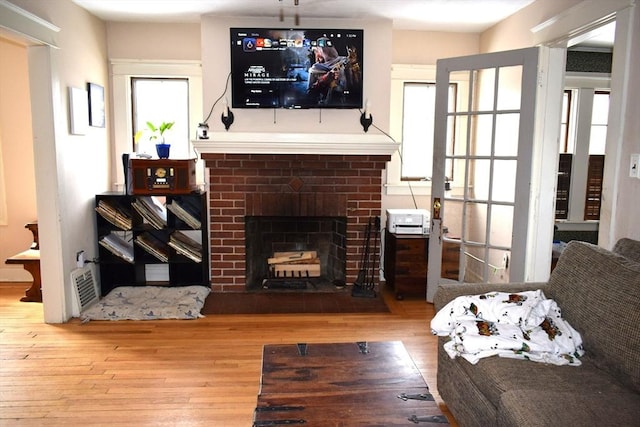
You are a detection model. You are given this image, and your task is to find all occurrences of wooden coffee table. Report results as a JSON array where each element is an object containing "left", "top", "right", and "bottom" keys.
[{"left": 254, "top": 341, "right": 449, "bottom": 425}]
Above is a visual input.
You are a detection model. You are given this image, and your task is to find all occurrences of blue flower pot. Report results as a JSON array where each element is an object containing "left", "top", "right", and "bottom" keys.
[{"left": 156, "top": 143, "right": 170, "bottom": 159}]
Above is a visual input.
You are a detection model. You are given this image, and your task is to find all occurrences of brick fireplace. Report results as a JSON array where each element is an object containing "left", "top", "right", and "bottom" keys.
[{"left": 196, "top": 133, "right": 398, "bottom": 292}]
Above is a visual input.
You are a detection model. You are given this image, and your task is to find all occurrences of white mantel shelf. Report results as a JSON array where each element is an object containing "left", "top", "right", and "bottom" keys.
[{"left": 193, "top": 132, "right": 399, "bottom": 156}]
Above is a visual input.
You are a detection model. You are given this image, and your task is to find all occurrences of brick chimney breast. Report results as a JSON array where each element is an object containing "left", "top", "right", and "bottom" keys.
[
  {"left": 201, "top": 152, "right": 392, "bottom": 292},
  {"left": 288, "top": 177, "right": 305, "bottom": 192}
]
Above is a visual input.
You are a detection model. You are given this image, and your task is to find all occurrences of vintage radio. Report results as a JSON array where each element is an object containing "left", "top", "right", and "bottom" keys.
[{"left": 128, "top": 159, "right": 197, "bottom": 195}]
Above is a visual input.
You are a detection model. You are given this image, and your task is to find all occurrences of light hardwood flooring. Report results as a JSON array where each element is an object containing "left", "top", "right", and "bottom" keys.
[{"left": 0, "top": 282, "right": 457, "bottom": 426}]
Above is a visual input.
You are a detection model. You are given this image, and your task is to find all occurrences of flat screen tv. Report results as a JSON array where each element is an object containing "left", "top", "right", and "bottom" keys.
[{"left": 230, "top": 28, "right": 363, "bottom": 109}]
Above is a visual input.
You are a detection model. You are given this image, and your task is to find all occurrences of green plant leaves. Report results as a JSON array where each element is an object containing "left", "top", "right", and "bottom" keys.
[{"left": 144, "top": 121, "right": 175, "bottom": 140}]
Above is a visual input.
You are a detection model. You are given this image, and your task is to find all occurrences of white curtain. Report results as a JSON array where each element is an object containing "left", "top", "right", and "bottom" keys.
[{"left": 0, "top": 130, "right": 8, "bottom": 225}]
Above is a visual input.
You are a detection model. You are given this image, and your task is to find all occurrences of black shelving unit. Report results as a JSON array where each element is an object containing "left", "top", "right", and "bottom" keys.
[{"left": 95, "top": 191, "right": 209, "bottom": 296}]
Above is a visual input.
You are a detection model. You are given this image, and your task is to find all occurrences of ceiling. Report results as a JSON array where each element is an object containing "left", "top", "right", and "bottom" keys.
[
  {"left": 72, "top": 0, "right": 537, "bottom": 32},
  {"left": 569, "top": 21, "right": 615, "bottom": 49}
]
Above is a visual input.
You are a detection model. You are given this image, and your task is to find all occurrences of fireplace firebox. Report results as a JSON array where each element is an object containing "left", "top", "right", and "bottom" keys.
[
  {"left": 245, "top": 216, "right": 347, "bottom": 290},
  {"left": 200, "top": 148, "right": 394, "bottom": 293}
]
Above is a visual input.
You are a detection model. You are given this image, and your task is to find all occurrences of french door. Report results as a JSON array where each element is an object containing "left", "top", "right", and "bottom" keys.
[{"left": 426, "top": 47, "right": 552, "bottom": 302}]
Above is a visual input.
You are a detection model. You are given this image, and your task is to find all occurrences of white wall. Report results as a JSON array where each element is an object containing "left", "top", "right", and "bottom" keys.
[
  {"left": 480, "top": 0, "right": 583, "bottom": 51},
  {"left": 481, "top": 0, "right": 640, "bottom": 245},
  {"left": 107, "top": 22, "right": 201, "bottom": 60},
  {"left": 384, "top": 32, "right": 479, "bottom": 220},
  {"left": 0, "top": 37, "right": 37, "bottom": 281},
  {"left": 603, "top": 4, "right": 640, "bottom": 243},
  {"left": 392, "top": 30, "right": 480, "bottom": 64},
  {"left": 8, "top": 0, "right": 110, "bottom": 322},
  {"left": 200, "top": 16, "right": 392, "bottom": 134},
  {"left": 6, "top": 0, "right": 637, "bottom": 322}
]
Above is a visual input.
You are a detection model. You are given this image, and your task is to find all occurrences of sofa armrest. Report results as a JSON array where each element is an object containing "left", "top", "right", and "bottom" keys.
[
  {"left": 433, "top": 282, "right": 548, "bottom": 312},
  {"left": 612, "top": 238, "right": 640, "bottom": 263}
]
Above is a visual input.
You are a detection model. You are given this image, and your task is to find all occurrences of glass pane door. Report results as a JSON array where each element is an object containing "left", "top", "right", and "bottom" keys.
[{"left": 427, "top": 48, "right": 540, "bottom": 301}]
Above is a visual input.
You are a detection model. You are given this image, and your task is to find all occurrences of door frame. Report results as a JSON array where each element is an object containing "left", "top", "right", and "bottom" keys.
[
  {"left": 425, "top": 0, "right": 636, "bottom": 302},
  {"left": 531, "top": 0, "right": 636, "bottom": 248}
]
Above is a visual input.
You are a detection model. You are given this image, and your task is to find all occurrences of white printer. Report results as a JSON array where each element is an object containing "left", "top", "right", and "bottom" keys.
[{"left": 386, "top": 209, "right": 430, "bottom": 235}]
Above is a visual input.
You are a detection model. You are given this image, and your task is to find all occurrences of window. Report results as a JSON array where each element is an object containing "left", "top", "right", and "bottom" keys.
[
  {"left": 131, "top": 78, "right": 189, "bottom": 158},
  {"left": 558, "top": 88, "right": 609, "bottom": 156},
  {"left": 110, "top": 61, "right": 203, "bottom": 190},
  {"left": 555, "top": 81, "right": 610, "bottom": 221},
  {"left": 589, "top": 91, "right": 609, "bottom": 155},
  {"left": 401, "top": 83, "right": 436, "bottom": 180},
  {"left": 388, "top": 65, "right": 465, "bottom": 195},
  {"left": 400, "top": 83, "right": 456, "bottom": 181},
  {"left": 559, "top": 90, "right": 572, "bottom": 153}
]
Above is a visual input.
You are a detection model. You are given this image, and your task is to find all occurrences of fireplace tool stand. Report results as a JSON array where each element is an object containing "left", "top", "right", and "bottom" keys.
[{"left": 352, "top": 216, "right": 380, "bottom": 298}]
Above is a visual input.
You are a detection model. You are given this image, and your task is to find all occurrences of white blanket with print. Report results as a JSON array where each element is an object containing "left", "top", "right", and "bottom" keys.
[{"left": 430, "top": 290, "right": 584, "bottom": 366}]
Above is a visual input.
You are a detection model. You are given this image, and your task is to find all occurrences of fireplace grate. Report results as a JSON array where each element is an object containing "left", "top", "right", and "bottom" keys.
[{"left": 262, "top": 279, "right": 310, "bottom": 290}]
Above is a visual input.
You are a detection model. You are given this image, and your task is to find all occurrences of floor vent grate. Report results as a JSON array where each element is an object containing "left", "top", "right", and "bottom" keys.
[{"left": 71, "top": 267, "right": 99, "bottom": 312}]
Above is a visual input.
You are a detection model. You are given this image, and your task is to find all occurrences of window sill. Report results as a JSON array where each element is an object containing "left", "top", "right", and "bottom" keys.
[
  {"left": 385, "top": 182, "right": 431, "bottom": 196},
  {"left": 554, "top": 220, "right": 599, "bottom": 231}
]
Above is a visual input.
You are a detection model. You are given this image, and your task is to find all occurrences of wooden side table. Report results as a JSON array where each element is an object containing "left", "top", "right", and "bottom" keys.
[
  {"left": 5, "top": 249, "right": 42, "bottom": 302},
  {"left": 383, "top": 230, "right": 428, "bottom": 299},
  {"left": 383, "top": 230, "right": 461, "bottom": 299},
  {"left": 5, "top": 222, "right": 41, "bottom": 302}
]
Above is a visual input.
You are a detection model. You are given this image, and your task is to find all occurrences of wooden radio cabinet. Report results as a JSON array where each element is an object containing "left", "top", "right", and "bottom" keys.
[{"left": 128, "top": 159, "right": 197, "bottom": 195}]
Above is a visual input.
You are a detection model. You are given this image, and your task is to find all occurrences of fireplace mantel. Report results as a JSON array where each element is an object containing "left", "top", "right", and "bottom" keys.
[{"left": 193, "top": 132, "right": 399, "bottom": 156}]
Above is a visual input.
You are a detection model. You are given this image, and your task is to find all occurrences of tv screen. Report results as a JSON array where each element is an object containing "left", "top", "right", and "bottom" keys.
[{"left": 230, "top": 28, "right": 363, "bottom": 109}]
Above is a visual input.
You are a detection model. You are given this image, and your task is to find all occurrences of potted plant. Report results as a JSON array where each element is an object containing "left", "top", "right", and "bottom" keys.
[{"left": 134, "top": 121, "right": 174, "bottom": 158}]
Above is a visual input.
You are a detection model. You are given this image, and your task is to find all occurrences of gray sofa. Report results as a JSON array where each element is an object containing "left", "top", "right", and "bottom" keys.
[{"left": 433, "top": 239, "right": 640, "bottom": 427}]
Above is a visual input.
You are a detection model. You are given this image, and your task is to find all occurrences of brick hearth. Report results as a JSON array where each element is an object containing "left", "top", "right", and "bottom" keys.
[{"left": 201, "top": 153, "right": 391, "bottom": 292}]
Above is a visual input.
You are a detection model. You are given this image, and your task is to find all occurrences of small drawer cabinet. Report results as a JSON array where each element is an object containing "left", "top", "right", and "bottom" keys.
[
  {"left": 383, "top": 230, "right": 460, "bottom": 299},
  {"left": 383, "top": 230, "right": 428, "bottom": 299}
]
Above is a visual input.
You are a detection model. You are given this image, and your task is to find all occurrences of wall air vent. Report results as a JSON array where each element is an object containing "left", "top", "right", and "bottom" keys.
[{"left": 71, "top": 266, "right": 99, "bottom": 314}]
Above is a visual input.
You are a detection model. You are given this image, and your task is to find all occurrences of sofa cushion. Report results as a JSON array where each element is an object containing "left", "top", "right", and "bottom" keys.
[
  {"left": 546, "top": 241, "right": 640, "bottom": 393},
  {"left": 436, "top": 343, "right": 498, "bottom": 427},
  {"left": 455, "top": 355, "right": 631, "bottom": 409},
  {"left": 497, "top": 389, "right": 640, "bottom": 427}
]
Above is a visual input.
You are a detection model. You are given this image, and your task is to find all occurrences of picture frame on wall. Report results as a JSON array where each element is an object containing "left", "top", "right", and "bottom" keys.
[
  {"left": 88, "top": 82, "right": 105, "bottom": 128},
  {"left": 69, "top": 86, "right": 89, "bottom": 135}
]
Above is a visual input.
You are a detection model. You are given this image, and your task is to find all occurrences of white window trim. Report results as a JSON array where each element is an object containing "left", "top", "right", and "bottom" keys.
[
  {"left": 386, "top": 64, "right": 468, "bottom": 196},
  {"left": 110, "top": 60, "right": 203, "bottom": 190},
  {"left": 560, "top": 72, "right": 610, "bottom": 224}
]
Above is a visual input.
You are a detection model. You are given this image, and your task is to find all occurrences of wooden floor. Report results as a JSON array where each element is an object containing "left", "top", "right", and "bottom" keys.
[{"left": 0, "top": 282, "right": 457, "bottom": 426}]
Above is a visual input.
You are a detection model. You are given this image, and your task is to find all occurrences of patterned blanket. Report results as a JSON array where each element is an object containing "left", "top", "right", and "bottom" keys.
[
  {"left": 430, "top": 290, "right": 584, "bottom": 366},
  {"left": 80, "top": 285, "right": 210, "bottom": 322}
]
